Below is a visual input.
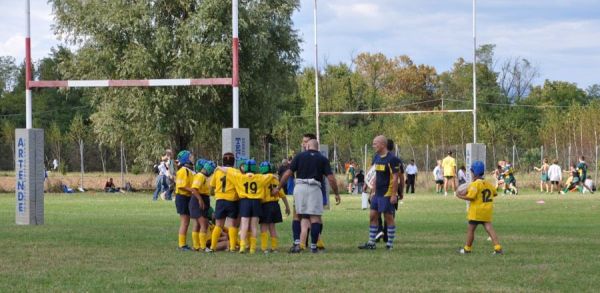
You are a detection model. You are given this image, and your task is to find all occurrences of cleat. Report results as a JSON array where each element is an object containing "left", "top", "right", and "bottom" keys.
[
  {"left": 458, "top": 248, "right": 471, "bottom": 254},
  {"left": 310, "top": 248, "right": 319, "bottom": 253},
  {"left": 204, "top": 248, "right": 214, "bottom": 253},
  {"left": 374, "top": 231, "right": 384, "bottom": 241},
  {"left": 263, "top": 250, "right": 270, "bottom": 254},
  {"left": 178, "top": 245, "right": 192, "bottom": 251},
  {"left": 385, "top": 245, "right": 393, "bottom": 251},
  {"left": 289, "top": 244, "right": 302, "bottom": 254},
  {"left": 358, "top": 242, "right": 376, "bottom": 250},
  {"left": 493, "top": 249, "right": 504, "bottom": 255}
]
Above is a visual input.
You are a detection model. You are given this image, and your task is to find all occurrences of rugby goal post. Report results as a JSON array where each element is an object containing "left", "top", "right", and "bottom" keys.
[{"left": 17, "top": 0, "right": 246, "bottom": 225}]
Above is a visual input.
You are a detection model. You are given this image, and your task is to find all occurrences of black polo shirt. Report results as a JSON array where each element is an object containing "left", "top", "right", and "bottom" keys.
[{"left": 290, "top": 150, "right": 332, "bottom": 183}]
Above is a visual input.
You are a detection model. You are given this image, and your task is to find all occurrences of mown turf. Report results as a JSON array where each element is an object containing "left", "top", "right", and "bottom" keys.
[{"left": 1, "top": 191, "right": 599, "bottom": 292}]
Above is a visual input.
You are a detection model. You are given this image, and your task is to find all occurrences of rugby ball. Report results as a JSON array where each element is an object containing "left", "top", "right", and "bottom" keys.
[
  {"left": 457, "top": 183, "right": 469, "bottom": 197},
  {"left": 365, "top": 165, "right": 376, "bottom": 189}
]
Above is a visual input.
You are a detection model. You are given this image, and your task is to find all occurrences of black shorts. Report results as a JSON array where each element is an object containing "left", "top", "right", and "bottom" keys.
[
  {"left": 435, "top": 180, "right": 444, "bottom": 184},
  {"left": 214, "top": 199, "right": 239, "bottom": 220},
  {"left": 260, "top": 201, "right": 283, "bottom": 224},
  {"left": 468, "top": 220, "right": 488, "bottom": 225},
  {"left": 189, "top": 195, "right": 211, "bottom": 219},
  {"left": 175, "top": 194, "right": 191, "bottom": 215},
  {"left": 551, "top": 181, "right": 559, "bottom": 185},
  {"left": 239, "top": 198, "right": 262, "bottom": 218}
]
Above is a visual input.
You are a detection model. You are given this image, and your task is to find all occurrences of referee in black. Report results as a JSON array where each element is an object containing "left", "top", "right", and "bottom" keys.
[{"left": 274, "top": 139, "right": 340, "bottom": 253}]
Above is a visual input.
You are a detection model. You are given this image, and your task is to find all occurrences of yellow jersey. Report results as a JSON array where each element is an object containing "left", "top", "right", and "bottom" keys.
[
  {"left": 175, "top": 167, "right": 194, "bottom": 196},
  {"left": 228, "top": 168, "right": 272, "bottom": 200},
  {"left": 191, "top": 172, "right": 211, "bottom": 195},
  {"left": 262, "top": 176, "right": 285, "bottom": 203},
  {"left": 465, "top": 179, "right": 498, "bottom": 222},
  {"left": 442, "top": 156, "right": 456, "bottom": 177},
  {"left": 210, "top": 168, "right": 239, "bottom": 201}
]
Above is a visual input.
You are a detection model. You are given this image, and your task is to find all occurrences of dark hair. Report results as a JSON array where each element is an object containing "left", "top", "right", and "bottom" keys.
[
  {"left": 386, "top": 139, "right": 394, "bottom": 152},
  {"left": 303, "top": 133, "right": 317, "bottom": 140},
  {"left": 223, "top": 152, "right": 235, "bottom": 167},
  {"left": 459, "top": 166, "right": 466, "bottom": 171},
  {"left": 410, "top": 159, "right": 415, "bottom": 163},
  {"left": 447, "top": 151, "right": 453, "bottom": 155},
  {"left": 580, "top": 156, "right": 585, "bottom": 160}
]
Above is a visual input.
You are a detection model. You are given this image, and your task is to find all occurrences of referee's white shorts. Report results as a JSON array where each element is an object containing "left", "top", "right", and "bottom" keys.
[{"left": 293, "top": 179, "right": 323, "bottom": 216}]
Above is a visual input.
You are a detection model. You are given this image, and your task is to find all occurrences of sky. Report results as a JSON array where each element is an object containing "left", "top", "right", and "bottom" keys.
[{"left": 1, "top": 0, "right": 599, "bottom": 88}]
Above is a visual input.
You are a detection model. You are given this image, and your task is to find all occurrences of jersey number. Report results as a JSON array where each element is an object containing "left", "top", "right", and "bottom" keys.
[
  {"left": 482, "top": 189, "right": 492, "bottom": 203},
  {"left": 220, "top": 176, "right": 226, "bottom": 192},
  {"left": 244, "top": 182, "right": 258, "bottom": 194}
]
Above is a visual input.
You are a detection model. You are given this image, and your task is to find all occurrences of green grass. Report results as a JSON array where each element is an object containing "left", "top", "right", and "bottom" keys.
[{"left": 1, "top": 191, "right": 599, "bottom": 292}]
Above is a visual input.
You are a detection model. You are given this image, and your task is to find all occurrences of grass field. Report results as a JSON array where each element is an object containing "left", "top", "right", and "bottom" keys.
[{"left": 1, "top": 191, "right": 599, "bottom": 292}]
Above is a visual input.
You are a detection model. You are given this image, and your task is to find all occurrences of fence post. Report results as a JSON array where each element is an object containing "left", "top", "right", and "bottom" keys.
[
  {"left": 541, "top": 145, "right": 544, "bottom": 164},
  {"left": 512, "top": 145, "right": 516, "bottom": 167},
  {"left": 426, "top": 144, "right": 429, "bottom": 173},
  {"left": 568, "top": 144, "right": 572, "bottom": 168},
  {"left": 79, "top": 138, "right": 84, "bottom": 190},
  {"left": 363, "top": 144, "right": 367, "bottom": 171},
  {"left": 120, "top": 140, "right": 124, "bottom": 189}
]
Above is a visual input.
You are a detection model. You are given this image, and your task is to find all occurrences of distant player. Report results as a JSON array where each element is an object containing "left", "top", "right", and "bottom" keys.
[
  {"left": 346, "top": 164, "right": 356, "bottom": 193},
  {"left": 561, "top": 164, "right": 581, "bottom": 194},
  {"left": 534, "top": 158, "right": 550, "bottom": 193},
  {"left": 576, "top": 156, "right": 594, "bottom": 194},
  {"left": 456, "top": 161, "right": 503, "bottom": 255},
  {"left": 190, "top": 160, "right": 216, "bottom": 252},
  {"left": 259, "top": 161, "right": 291, "bottom": 253},
  {"left": 174, "top": 150, "right": 195, "bottom": 251},
  {"left": 433, "top": 160, "right": 444, "bottom": 194},
  {"left": 209, "top": 152, "right": 239, "bottom": 252},
  {"left": 502, "top": 161, "right": 518, "bottom": 195},
  {"left": 442, "top": 151, "right": 457, "bottom": 196}
]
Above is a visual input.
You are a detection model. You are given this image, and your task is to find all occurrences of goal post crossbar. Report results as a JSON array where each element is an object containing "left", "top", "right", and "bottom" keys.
[
  {"left": 320, "top": 109, "right": 473, "bottom": 116},
  {"left": 29, "top": 78, "right": 233, "bottom": 88}
]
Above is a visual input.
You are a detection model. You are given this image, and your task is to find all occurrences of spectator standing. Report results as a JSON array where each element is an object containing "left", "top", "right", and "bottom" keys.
[
  {"left": 547, "top": 159, "right": 562, "bottom": 194},
  {"left": 433, "top": 160, "right": 444, "bottom": 194},
  {"left": 405, "top": 160, "right": 417, "bottom": 194},
  {"left": 356, "top": 170, "right": 365, "bottom": 194},
  {"left": 165, "top": 149, "right": 176, "bottom": 200},
  {"left": 153, "top": 156, "right": 169, "bottom": 200},
  {"left": 458, "top": 166, "right": 467, "bottom": 185},
  {"left": 442, "top": 151, "right": 457, "bottom": 196}
]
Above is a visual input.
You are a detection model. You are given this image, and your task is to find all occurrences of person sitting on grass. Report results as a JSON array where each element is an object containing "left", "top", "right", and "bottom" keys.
[
  {"left": 456, "top": 160, "right": 503, "bottom": 255},
  {"left": 104, "top": 178, "right": 120, "bottom": 193},
  {"left": 561, "top": 164, "right": 581, "bottom": 194}
]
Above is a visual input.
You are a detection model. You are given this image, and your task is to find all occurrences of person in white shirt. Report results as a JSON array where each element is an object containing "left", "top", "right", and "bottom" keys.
[
  {"left": 52, "top": 158, "right": 59, "bottom": 170},
  {"left": 583, "top": 178, "right": 596, "bottom": 193},
  {"left": 405, "top": 160, "right": 418, "bottom": 194},
  {"left": 152, "top": 156, "right": 170, "bottom": 201},
  {"left": 547, "top": 159, "right": 562, "bottom": 194},
  {"left": 432, "top": 160, "right": 444, "bottom": 194},
  {"left": 458, "top": 166, "right": 467, "bottom": 185}
]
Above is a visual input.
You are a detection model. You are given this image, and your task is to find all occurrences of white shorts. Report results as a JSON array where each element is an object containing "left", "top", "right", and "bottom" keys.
[{"left": 293, "top": 179, "right": 323, "bottom": 216}]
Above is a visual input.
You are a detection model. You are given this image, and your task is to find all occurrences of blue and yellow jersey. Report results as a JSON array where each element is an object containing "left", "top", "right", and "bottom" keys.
[
  {"left": 228, "top": 168, "right": 272, "bottom": 200},
  {"left": 191, "top": 172, "right": 211, "bottom": 195},
  {"left": 373, "top": 153, "right": 401, "bottom": 197},
  {"left": 263, "top": 176, "right": 286, "bottom": 203},
  {"left": 175, "top": 167, "right": 194, "bottom": 196},
  {"left": 465, "top": 179, "right": 498, "bottom": 222},
  {"left": 210, "top": 168, "right": 239, "bottom": 201}
]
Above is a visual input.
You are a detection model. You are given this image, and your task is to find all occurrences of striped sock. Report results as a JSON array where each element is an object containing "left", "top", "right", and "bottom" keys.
[
  {"left": 369, "top": 225, "right": 378, "bottom": 243},
  {"left": 386, "top": 226, "right": 396, "bottom": 247}
]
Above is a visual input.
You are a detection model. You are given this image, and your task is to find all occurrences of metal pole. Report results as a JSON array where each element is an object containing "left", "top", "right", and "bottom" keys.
[
  {"left": 472, "top": 0, "right": 477, "bottom": 143},
  {"left": 25, "top": 0, "right": 32, "bottom": 129},
  {"left": 512, "top": 145, "right": 515, "bottom": 166},
  {"left": 314, "top": 0, "right": 320, "bottom": 142},
  {"left": 363, "top": 144, "right": 367, "bottom": 171},
  {"left": 120, "top": 140, "right": 124, "bottom": 189},
  {"left": 232, "top": 0, "right": 240, "bottom": 128},
  {"left": 80, "top": 139, "right": 84, "bottom": 190},
  {"left": 595, "top": 144, "right": 598, "bottom": 186},
  {"left": 426, "top": 144, "right": 429, "bottom": 173},
  {"left": 568, "top": 144, "right": 572, "bottom": 168},
  {"left": 268, "top": 143, "right": 271, "bottom": 163},
  {"left": 541, "top": 145, "right": 544, "bottom": 164}
]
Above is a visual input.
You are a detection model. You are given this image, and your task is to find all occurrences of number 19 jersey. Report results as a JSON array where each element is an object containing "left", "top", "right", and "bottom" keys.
[
  {"left": 228, "top": 168, "right": 272, "bottom": 200},
  {"left": 465, "top": 179, "right": 498, "bottom": 222},
  {"left": 210, "top": 168, "right": 239, "bottom": 201}
]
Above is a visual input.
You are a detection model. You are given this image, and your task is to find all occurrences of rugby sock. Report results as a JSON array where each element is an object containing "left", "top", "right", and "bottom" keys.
[
  {"left": 192, "top": 232, "right": 200, "bottom": 250},
  {"left": 240, "top": 239, "right": 247, "bottom": 253},
  {"left": 369, "top": 225, "right": 378, "bottom": 243},
  {"left": 464, "top": 245, "right": 472, "bottom": 252},
  {"left": 228, "top": 227, "right": 239, "bottom": 251},
  {"left": 178, "top": 234, "right": 186, "bottom": 248},
  {"left": 261, "top": 232, "right": 269, "bottom": 251},
  {"left": 292, "top": 220, "right": 301, "bottom": 245},
  {"left": 250, "top": 237, "right": 257, "bottom": 253},
  {"left": 386, "top": 226, "right": 396, "bottom": 247},
  {"left": 271, "top": 237, "right": 279, "bottom": 250},
  {"left": 310, "top": 223, "right": 321, "bottom": 247},
  {"left": 494, "top": 244, "right": 503, "bottom": 251},
  {"left": 199, "top": 232, "right": 207, "bottom": 250},
  {"left": 317, "top": 238, "right": 325, "bottom": 249},
  {"left": 210, "top": 226, "right": 222, "bottom": 250}
]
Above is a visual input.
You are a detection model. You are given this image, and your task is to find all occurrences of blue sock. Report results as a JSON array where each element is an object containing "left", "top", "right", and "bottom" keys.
[
  {"left": 310, "top": 223, "right": 321, "bottom": 248},
  {"left": 292, "top": 220, "right": 301, "bottom": 245},
  {"left": 369, "top": 225, "right": 378, "bottom": 243},
  {"left": 386, "top": 226, "right": 396, "bottom": 247}
]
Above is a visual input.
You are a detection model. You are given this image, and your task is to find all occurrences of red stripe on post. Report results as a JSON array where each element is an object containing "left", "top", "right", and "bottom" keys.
[
  {"left": 25, "top": 38, "right": 31, "bottom": 89},
  {"left": 190, "top": 78, "right": 233, "bottom": 86},
  {"left": 232, "top": 38, "right": 239, "bottom": 87},
  {"left": 108, "top": 80, "right": 149, "bottom": 87},
  {"left": 29, "top": 80, "right": 68, "bottom": 88}
]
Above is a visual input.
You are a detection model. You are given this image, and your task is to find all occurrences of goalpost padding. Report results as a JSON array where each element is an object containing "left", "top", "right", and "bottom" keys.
[
  {"left": 222, "top": 128, "right": 250, "bottom": 158},
  {"left": 15, "top": 129, "right": 44, "bottom": 225},
  {"left": 466, "top": 143, "right": 486, "bottom": 183},
  {"left": 319, "top": 144, "right": 330, "bottom": 209}
]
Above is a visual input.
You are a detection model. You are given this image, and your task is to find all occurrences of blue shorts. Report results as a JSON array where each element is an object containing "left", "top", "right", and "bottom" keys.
[
  {"left": 239, "top": 198, "right": 262, "bottom": 218},
  {"left": 370, "top": 196, "right": 395, "bottom": 214},
  {"left": 189, "top": 195, "right": 210, "bottom": 219},
  {"left": 260, "top": 201, "right": 283, "bottom": 224},
  {"left": 175, "top": 195, "right": 191, "bottom": 215},
  {"left": 214, "top": 199, "right": 239, "bottom": 220}
]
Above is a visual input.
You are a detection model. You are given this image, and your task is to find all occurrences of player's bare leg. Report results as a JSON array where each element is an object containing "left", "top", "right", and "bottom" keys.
[
  {"left": 239, "top": 217, "right": 250, "bottom": 253},
  {"left": 459, "top": 223, "right": 477, "bottom": 254},
  {"left": 483, "top": 222, "right": 503, "bottom": 254}
]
